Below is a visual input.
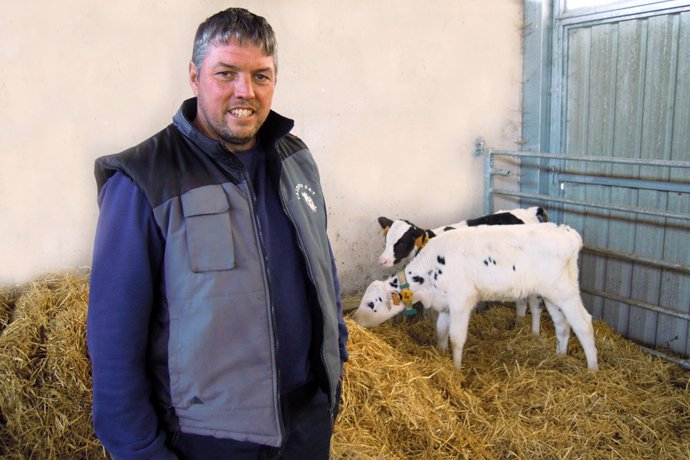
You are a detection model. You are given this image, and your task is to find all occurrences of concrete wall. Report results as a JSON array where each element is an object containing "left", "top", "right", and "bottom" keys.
[{"left": 0, "top": 0, "right": 523, "bottom": 293}]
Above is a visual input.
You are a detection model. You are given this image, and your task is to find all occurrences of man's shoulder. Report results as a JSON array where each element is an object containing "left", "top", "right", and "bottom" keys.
[
  {"left": 274, "top": 132, "right": 309, "bottom": 160},
  {"left": 94, "top": 123, "right": 182, "bottom": 193}
]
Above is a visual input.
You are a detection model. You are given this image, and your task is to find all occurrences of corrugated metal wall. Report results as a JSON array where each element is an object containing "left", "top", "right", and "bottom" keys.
[
  {"left": 521, "top": 1, "right": 689, "bottom": 359},
  {"left": 558, "top": 5, "right": 689, "bottom": 357}
]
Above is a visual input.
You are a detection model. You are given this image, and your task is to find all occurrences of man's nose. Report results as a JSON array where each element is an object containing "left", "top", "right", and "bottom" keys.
[{"left": 234, "top": 74, "right": 255, "bottom": 98}]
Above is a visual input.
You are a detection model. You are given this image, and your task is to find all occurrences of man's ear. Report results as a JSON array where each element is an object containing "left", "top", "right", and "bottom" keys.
[{"left": 189, "top": 61, "right": 200, "bottom": 95}]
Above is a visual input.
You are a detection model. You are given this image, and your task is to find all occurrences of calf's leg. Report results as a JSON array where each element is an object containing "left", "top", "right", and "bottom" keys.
[
  {"left": 542, "top": 299, "right": 571, "bottom": 355},
  {"left": 556, "top": 294, "right": 598, "bottom": 370},
  {"left": 527, "top": 295, "right": 542, "bottom": 336},
  {"left": 447, "top": 296, "right": 475, "bottom": 369},
  {"left": 515, "top": 298, "right": 528, "bottom": 319},
  {"left": 435, "top": 310, "right": 450, "bottom": 353}
]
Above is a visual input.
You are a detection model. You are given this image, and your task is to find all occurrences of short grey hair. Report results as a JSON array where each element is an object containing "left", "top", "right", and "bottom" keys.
[{"left": 191, "top": 8, "right": 278, "bottom": 74}]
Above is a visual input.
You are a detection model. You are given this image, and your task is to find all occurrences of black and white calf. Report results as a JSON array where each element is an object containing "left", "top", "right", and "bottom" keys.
[
  {"left": 353, "top": 223, "right": 598, "bottom": 370},
  {"left": 377, "top": 206, "right": 548, "bottom": 267},
  {"left": 376, "top": 206, "right": 548, "bottom": 335}
]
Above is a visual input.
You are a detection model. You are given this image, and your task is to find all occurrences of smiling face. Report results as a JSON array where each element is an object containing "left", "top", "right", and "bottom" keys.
[{"left": 189, "top": 38, "right": 276, "bottom": 152}]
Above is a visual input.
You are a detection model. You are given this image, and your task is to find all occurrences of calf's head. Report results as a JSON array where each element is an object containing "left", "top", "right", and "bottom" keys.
[
  {"left": 351, "top": 279, "right": 405, "bottom": 327},
  {"left": 377, "top": 216, "right": 427, "bottom": 267}
]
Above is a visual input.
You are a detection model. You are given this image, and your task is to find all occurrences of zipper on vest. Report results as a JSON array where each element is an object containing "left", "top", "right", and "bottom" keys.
[{"left": 234, "top": 154, "right": 286, "bottom": 444}]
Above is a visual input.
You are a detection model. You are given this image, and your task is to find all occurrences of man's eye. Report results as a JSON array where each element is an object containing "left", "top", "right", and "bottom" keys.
[
  {"left": 255, "top": 74, "right": 272, "bottom": 83},
  {"left": 216, "top": 71, "right": 235, "bottom": 79}
]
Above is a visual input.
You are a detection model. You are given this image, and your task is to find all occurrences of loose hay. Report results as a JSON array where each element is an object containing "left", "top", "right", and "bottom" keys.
[
  {"left": 333, "top": 300, "right": 690, "bottom": 459},
  {"left": 1, "top": 279, "right": 688, "bottom": 459}
]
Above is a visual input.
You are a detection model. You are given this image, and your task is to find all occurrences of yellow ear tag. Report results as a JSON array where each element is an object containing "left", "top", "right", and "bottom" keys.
[
  {"left": 383, "top": 226, "right": 390, "bottom": 236},
  {"left": 401, "top": 289, "right": 413, "bottom": 303}
]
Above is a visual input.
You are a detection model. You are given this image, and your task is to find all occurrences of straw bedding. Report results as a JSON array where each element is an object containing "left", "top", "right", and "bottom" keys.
[
  {"left": 1, "top": 272, "right": 688, "bottom": 459},
  {"left": 335, "top": 302, "right": 690, "bottom": 459}
]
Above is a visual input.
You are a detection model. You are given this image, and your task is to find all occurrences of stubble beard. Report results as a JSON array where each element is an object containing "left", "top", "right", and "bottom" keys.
[
  {"left": 217, "top": 125, "right": 259, "bottom": 151},
  {"left": 197, "top": 104, "right": 262, "bottom": 152}
]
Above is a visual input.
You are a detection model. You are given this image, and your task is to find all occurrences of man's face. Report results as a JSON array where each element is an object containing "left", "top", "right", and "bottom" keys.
[{"left": 189, "top": 39, "right": 276, "bottom": 152}]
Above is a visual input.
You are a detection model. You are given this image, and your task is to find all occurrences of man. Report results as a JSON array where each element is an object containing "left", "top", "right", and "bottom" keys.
[{"left": 87, "top": 8, "right": 348, "bottom": 459}]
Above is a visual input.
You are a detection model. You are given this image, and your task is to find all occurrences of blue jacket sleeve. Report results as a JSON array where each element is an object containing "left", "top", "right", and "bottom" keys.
[{"left": 87, "top": 172, "right": 176, "bottom": 459}]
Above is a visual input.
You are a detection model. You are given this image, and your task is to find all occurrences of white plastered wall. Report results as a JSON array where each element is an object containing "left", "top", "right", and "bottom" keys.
[{"left": 0, "top": 0, "right": 523, "bottom": 293}]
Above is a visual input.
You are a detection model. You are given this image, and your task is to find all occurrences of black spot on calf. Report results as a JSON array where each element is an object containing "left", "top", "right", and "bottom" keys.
[
  {"left": 412, "top": 276, "right": 425, "bottom": 285},
  {"left": 467, "top": 212, "right": 524, "bottom": 227},
  {"left": 437, "top": 255, "right": 446, "bottom": 265}
]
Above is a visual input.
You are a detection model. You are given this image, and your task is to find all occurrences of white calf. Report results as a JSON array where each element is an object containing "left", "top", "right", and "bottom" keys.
[
  {"left": 354, "top": 223, "right": 598, "bottom": 370},
  {"left": 376, "top": 206, "right": 548, "bottom": 335}
]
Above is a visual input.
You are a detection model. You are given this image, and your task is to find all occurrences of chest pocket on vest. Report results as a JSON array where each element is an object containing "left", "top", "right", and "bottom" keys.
[{"left": 181, "top": 185, "right": 235, "bottom": 272}]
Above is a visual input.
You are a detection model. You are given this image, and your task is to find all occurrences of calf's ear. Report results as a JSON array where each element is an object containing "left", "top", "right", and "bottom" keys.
[
  {"left": 378, "top": 216, "right": 393, "bottom": 230},
  {"left": 391, "top": 292, "right": 400, "bottom": 306}
]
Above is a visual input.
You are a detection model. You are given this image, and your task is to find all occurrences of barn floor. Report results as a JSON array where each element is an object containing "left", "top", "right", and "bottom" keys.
[{"left": 0, "top": 274, "right": 688, "bottom": 459}]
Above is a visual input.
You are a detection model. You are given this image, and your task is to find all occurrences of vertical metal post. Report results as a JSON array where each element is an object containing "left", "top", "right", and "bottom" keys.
[{"left": 484, "top": 148, "right": 493, "bottom": 214}]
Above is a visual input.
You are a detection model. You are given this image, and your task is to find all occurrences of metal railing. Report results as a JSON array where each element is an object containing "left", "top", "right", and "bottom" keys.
[{"left": 484, "top": 150, "right": 690, "bottom": 222}]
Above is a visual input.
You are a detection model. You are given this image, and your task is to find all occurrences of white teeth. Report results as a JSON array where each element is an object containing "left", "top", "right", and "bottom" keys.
[{"left": 230, "top": 109, "right": 253, "bottom": 117}]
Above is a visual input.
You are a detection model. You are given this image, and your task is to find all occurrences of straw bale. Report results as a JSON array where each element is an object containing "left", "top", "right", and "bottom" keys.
[
  {"left": 0, "top": 285, "right": 19, "bottom": 336},
  {"left": 0, "top": 272, "right": 106, "bottom": 459}
]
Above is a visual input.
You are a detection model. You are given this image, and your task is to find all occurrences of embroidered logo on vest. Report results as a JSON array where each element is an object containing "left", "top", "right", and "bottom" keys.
[{"left": 294, "top": 183, "right": 318, "bottom": 213}]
